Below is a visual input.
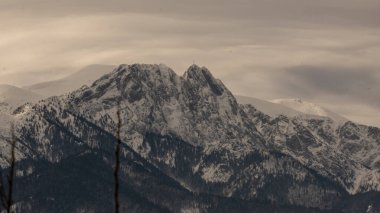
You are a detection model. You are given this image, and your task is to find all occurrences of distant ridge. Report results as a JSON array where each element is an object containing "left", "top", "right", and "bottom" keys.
[
  {"left": 0, "top": 84, "right": 42, "bottom": 111},
  {"left": 271, "top": 98, "right": 347, "bottom": 122},
  {"left": 24, "top": 64, "right": 116, "bottom": 97}
]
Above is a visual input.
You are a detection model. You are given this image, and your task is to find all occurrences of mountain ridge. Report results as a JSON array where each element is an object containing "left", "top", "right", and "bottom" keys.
[
  {"left": 271, "top": 98, "right": 347, "bottom": 122},
  {"left": 24, "top": 64, "right": 116, "bottom": 97},
  {"left": 1, "top": 63, "right": 379, "bottom": 212}
]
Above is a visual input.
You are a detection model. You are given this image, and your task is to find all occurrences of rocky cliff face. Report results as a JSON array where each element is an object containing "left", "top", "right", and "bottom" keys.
[{"left": 1, "top": 64, "right": 379, "bottom": 212}]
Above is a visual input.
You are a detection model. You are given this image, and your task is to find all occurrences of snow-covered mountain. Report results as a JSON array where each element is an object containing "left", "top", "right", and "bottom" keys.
[
  {"left": 0, "top": 84, "right": 43, "bottom": 133},
  {"left": 1, "top": 64, "right": 379, "bottom": 212},
  {"left": 235, "top": 96, "right": 347, "bottom": 122},
  {"left": 235, "top": 95, "right": 302, "bottom": 117},
  {"left": 0, "top": 84, "right": 43, "bottom": 111},
  {"left": 24, "top": 64, "right": 116, "bottom": 97},
  {"left": 271, "top": 98, "right": 347, "bottom": 122},
  {"left": 236, "top": 95, "right": 380, "bottom": 190},
  {"left": 0, "top": 85, "right": 42, "bottom": 166}
]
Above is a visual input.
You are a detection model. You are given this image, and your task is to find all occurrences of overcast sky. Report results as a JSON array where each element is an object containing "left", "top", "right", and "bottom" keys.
[{"left": 1, "top": 0, "right": 380, "bottom": 126}]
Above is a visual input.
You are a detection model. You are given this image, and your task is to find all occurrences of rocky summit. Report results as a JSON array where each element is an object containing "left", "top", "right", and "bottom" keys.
[{"left": 0, "top": 64, "right": 379, "bottom": 212}]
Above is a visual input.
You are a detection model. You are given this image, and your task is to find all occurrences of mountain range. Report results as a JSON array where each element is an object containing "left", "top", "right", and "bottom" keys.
[{"left": 0, "top": 64, "right": 379, "bottom": 212}]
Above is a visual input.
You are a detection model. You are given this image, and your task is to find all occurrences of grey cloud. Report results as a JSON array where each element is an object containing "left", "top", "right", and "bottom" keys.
[
  {"left": 223, "top": 65, "right": 380, "bottom": 126},
  {"left": 0, "top": 0, "right": 380, "bottom": 126},
  {"left": 0, "top": 67, "right": 74, "bottom": 86},
  {"left": 278, "top": 66, "right": 380, "bottom": 106},
  {"left": 1, "top": 0, "right": 380, "bottom": 28}
]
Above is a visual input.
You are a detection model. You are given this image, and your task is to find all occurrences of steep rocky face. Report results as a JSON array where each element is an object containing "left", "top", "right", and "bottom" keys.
[
  {"left": 68, "top": 64, "right": 263, "bottom": 153},
  {"left": 1, "top": 64, "right": 380, "bottom": 212},
  {"left": 337, "top": 122, "right": 380, "bottom": 170}
]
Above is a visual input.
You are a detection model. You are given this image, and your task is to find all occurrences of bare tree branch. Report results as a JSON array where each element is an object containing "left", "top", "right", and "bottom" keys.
[
  {"left": 0, "top": 124, "right": 16, "bottom": 213},
  {"left": 6, "top": 124, "right": 16, "bottom": 213},
  {"left": 0, "top": 169, "right": 9, "bottom": 210},
  {"left": 114, "top": 105, "right": 122, "bottom": 213}
]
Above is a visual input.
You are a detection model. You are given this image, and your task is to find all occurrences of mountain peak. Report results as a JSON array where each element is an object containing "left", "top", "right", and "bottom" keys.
[
  {"left": 183, "top": 64, "right": 208, "bottom": 79},
  {"left": 183, "top": 64, "right": 225, "bottom": 96},
  {"left": 112, "top": 63, "right": 176, "bottom": 80}
]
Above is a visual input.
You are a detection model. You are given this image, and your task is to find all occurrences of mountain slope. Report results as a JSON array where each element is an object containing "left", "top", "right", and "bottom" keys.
[
  {"left": 235, "top": 95, "right": 302, "bottom": 117},
  {"left": 0, "top": 84, "right": 43, "bottom": 111},
  {"left": 0, "top": 64, "right": 379, "bottom": 212},
  {"left": 24, "top": 64, "right": 116, "bottom": 97},
  {"left": 0, "top": 84, "right": 43, "bottom": 135},
  {"left": 236, "top": 95, "right": 380, "bottom": 174},
  {"left": 242, "top": 105, "right": 380, "bottom": 194},
  {"left": 271, "top": 99, "right": 347, "bottom": 122}
]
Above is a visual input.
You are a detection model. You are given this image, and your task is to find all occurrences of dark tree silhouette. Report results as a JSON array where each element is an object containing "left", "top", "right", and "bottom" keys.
[
  {"left": 0, "top": 124, "right": 16, "bottom": 213},
  {"left": 0, "top": 169, "right": 7, "bottom": 212},
  {"left": 114, "top": 107, "right": 122, "bottom": 213}
]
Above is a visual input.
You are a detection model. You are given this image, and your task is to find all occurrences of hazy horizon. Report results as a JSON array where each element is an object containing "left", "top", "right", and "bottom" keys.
[{"left": 1, "top": 0, "right": 380, "bottom": 126}]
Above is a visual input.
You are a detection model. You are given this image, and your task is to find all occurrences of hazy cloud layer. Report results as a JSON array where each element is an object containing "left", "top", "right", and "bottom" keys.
[
  {"left": 0, "top": 0, "right": 380, "bottom": 126},
  {"left": 282, "top": 66, "right": 380, "bottom": 105},
  {"left": 225, "top": 65, "right": 380, "bottom": 126}
]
